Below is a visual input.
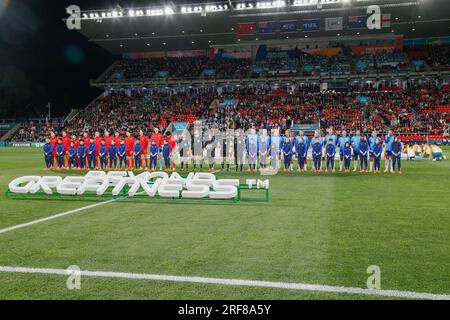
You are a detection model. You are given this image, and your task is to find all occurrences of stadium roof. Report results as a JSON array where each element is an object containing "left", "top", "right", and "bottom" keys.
[{"left": 73, "top": 0, "right": 450, "bottom": 54}]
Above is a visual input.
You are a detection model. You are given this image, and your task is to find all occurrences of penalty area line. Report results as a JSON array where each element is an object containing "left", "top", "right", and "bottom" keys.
[{"left": 0, "top": 266, "right": 449, "bottom": 300}]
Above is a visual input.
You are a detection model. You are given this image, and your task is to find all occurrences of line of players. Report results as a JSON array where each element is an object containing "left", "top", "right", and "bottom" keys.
[
  {"left": 42, "top": 128, "right": 177, "bottom": 171},
  {"left": 42, "top": 127, "right": 403, "bottom": 174},
  {"left": 285, "top": 128, "right": 403, "bottom": 174}
]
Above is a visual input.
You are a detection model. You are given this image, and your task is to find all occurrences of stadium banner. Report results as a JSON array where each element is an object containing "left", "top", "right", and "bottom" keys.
[
  {"left": 348, "top": 16, "right": 367, "bottom": 29},
  {"left": 258, "top": 21, "right": 276, "bottom": 34},
  {"left": 221, "top": 48, "right": 252, "bottom": 59},
  {"left": 172, "top": 122, "right": 189, "bottom": 131},
  {"left": 351, "top": 37, "right": 404, "bottom": 56},
  {"left": 302, "top": 47, "right": 342, "bottom": 57},
  {"left": 123, "top": 51, "right": 165, "bottom": 59},
  {"left": 218, "top": 99, "right": 237, "bottom": 108},
  {"left": 167, "top": 50, "right": 207, "bottom": 58},
  {"left": 2, "top": 142, "right": 45, "bottom": 148},
  {"left": 358, "top": 96, "right": 370, "bottom": 104},
  {"left": 237, "top": 23, "right": 255, "bottom": 35},
  {"left": 302, "top": 19, "right": 320, "bottom": 32},
  {"left": 325, "top": 17, "right": 343, "bottom": 31},
  {"left": 0, "top": 123, "right": 17, "bottom": 130},
  {"left": 6, "top": 171, "right": 270, "bottom": 203},
  {"left": 280, "top": 20, "right": 298, "bottom": 33}
]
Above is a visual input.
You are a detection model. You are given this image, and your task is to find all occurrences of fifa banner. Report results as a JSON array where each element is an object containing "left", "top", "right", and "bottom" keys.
[
  {"left": 6, "top": 171, "right": 270, "bottom": 203},
  {"left": 325, "top": 17, "right": 343, "bottom": 31},
  {"left": 280, "top": 20, "right": 298, "bottom": 33},
  {"left": 258, "top": 21, "right": 276, "bottom": 34},
  {"left": 302, "top": 19, "right": 320, "bottom": 32}
]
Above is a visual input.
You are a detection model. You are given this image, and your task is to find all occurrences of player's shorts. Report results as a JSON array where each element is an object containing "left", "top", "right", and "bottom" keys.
[
  {"left": 353, "top": 151, "right": 359, "bottom": 160},
  {"left": 340, "top": 153, "right": 344, "bottom": 161},
  {"left": 385, "top": 150, "right": 393, "bottom": 157},
  {"left": 141, "top": 149, "right": 148, "bottom": 155},
  {"left": 126, "top": 151, "right": 133, "bottom": 157},
  {"left": 369, "top": 152, "right": 374, "bottom": 160}
]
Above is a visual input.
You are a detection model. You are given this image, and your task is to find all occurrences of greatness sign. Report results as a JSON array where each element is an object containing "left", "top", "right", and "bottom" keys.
[{"left": 7, "top": 171, "right": 269, "bottom": 202}]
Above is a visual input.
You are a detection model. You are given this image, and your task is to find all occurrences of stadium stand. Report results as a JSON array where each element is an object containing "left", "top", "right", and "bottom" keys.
[{"left": 6, "top": 44, "right": 450, "bottom": 143}]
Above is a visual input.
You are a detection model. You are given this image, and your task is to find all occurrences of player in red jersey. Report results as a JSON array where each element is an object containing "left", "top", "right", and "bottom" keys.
[
  {"left": 61, "top": 131, "right": 71, "bottom": 168},
  {"left": 104, "top": 131, "right": 112, "bottom": 148},
  {"left": 82, "top": 132, "right": 90, "bottom": 168},
  {"left": 49, "top": 132, "right": 58, "bottom": 168},
  {"left": 72, "top": 134, "right": 80, "bottom": 168},
  {"left": 113, "top": 131, "right": 121, "bottom": 148},
  {"left": 94, "top": 131, "right": 102, "bottom": 169},
  {"left": 139, "top": 130, "right": 149, "bottom": 169},
  {"left": 124, "top": 131, "right": 135, "bottom": 169},
  {"left": 150, "top": 128, "right": 163, "bottom": 148},
  {"left": 104, "top": 131, "right": 112, "bottom": 167}
]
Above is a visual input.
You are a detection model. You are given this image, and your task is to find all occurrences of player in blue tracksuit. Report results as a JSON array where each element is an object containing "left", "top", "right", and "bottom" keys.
[
  {"left": 296, "top": 137, "right": 307, "bottom": 172},
  {"left": 118, "top": 140, "right": 127, "bottom": 170},
  {"left": 258, "top": 136, "right": 269, "bottom": 169},
  {"left": 77, "top": 141, "right": 86, "bottom": 170},
  {"left": 56, "top": 139, "right": 65, "bottom": 169},
  {"left": 149, "top": 140, "right": 159, "bottom": 171},
  {"left": 325, "top": 139, "right": 336, "bottom": 172},
  {"left": 337, "top": 130, "right": 351, "bottom": 172},
  {"left": 343, "top": 142, "right": 353, "bottom": 173},
  {"left": 99, "top": 141, "right": 108, "bottom": 170},
  {"left": 282, "top": 138, "right": 293, "bottom": 171},
  {"left": 134, "top": 141, "right": 143, "bottom": 170},
  {"left": 373, "top": 139, "right": 383, "bottom": 173},
  {"left": 269, "top": 132, "right": 281, "bottom": 169},
  {"left": 108, "top": 144, "right": 117, "bottom": 169},
  {"left": 43, "top": 139, "right": 53, "bottom": 169},
  {"left": 359, "top": 136, "right": 369, "bottom": 172},
  {"left": 162, "top": 140, "right": 172, "bottom": 171},
  {"left": 312, "top": 140, "right": 323, "bottom": 172},
  {"left": 248, "top": 138, "right": 258, "bottom": 172},
  {"left": 297, "top": 131, "right": 309, "bottom": 171},
  {"left": 87, "top": 139, "right": 96, "bottom": 169},
  {"left": 68, "top": 143, "right": 78, "bottom": 169},
  {"left": 369, "top": 131, "right": 380, "bottom": 172},
  {"left": 391, "top": 137, "right": 402, "bottom": 174},
  {"left": 384, "top": 130, "right": 395, "bottom": 173},
  {"left": 351, "top": 130, "right": 362, "bottom": 172}
]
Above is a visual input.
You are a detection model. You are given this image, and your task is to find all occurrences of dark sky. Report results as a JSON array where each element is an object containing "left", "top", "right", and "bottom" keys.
[
  {"left": 0, "top": 0, "right": 119, "bottom": 119},
  {"left": 0, "top": 0, "right": 199, "bottom": 118}
]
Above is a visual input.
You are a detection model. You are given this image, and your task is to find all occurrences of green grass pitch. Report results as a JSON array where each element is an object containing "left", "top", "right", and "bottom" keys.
[{"left": 0, "top": 147, "right": 449, "bottom": 300}]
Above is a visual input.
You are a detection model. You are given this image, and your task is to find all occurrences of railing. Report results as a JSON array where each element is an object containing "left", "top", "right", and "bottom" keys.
[{"left": 91, "top": 69, "right": 450, "bottom": 88}]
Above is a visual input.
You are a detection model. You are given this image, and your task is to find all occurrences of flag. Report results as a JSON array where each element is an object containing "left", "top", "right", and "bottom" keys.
[
  {"left": 237, "top": 23, "right": 255, "bottom": 35},
  {"left": 258, "top": 21, "right": 276, "bottom": 34},
  {"left": 325, "top": 17, "right": 343, "bottom": 31},
  {"left": 302, "top": 19, "right": 320, "bottom": 32},
  {"left": 381, "top": 13, "right": 391, "bottom": 28},
  {"left": 280, "top": 20, "right": 298, "bottom": 33},
  {"left": 348, "top": 16, "right": 367, "bottom": 29}
]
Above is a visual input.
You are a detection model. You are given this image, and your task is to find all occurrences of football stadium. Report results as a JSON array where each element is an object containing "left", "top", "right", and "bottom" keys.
[{"left": 1, "top": 0, "right": 450, "bottom": 304}]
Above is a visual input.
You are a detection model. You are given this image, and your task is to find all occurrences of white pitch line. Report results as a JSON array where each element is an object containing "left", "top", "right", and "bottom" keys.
[
  {"left": 0, "top": 266, "right": 449, "bottom": 300},
  {"left": 0, "top": 199, "right": 117, "bottom": 235}
]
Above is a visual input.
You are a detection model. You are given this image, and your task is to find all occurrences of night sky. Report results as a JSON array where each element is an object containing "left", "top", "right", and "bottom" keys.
[{"left": 0, "top": 0, "right": 120, "bottom": 118}]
